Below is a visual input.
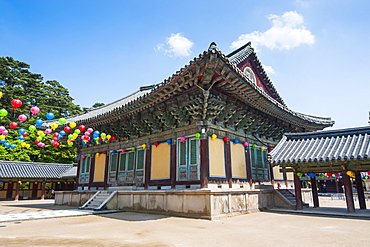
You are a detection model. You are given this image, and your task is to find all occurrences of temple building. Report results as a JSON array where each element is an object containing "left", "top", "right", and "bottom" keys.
[
  {"left": 55, "top": 42, "right": 334, "bottom": 192},
  {"left": 0, "top": 161, "right": 76, "bottom": 200}
]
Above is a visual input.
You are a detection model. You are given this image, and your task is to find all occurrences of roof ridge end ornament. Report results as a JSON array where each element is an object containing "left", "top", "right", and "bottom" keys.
[{"left": 208, "top": 42, "right": 219, "bottom": 53}]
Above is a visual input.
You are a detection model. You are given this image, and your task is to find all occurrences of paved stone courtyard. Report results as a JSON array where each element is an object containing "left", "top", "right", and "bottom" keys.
[{"left": 0, "top": 197, "right": 369, "bottom": 246}]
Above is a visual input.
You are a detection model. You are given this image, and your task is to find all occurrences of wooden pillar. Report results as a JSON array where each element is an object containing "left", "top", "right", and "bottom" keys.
[
  {"left": 224, "top": 141, "right": 232, "bottom": 188},
  {"left": 342, "top": 172, "right": 355, "bottom": 213},
  {"left": 269, "top": 164, "right": 275, "bottom": 185},
  {"left": 41, "top": 182, "right": 45, "bottom": 200},
  {"left": 170, "top": 142, "right": 177, "bottom": 189},
  {"left": 103, "top": 153, "right": 110, "bottom": 189},
  {"left": 200, "top": 138, "right": 209, "bottom": 188},
  {"left": 144, "top": 148, "right": 151, "bottom": 189},
  {"left": 245, "top": 147, "right": 253, "bottom": 187},
  {"left": 355, "top": 172, "right": 366, "bottom": 210},
  {"left": 89, "top": 156, "right": 96, "bottom": 189},
  {"left": 335, "top": 179, "right": 340, "bottom": 193},
  {"left": 14, "top": 182, "right": 20, "bottom": 201},
  {"left": 76, "top": 159, "right": 81, "bottom": 188},
  {"left": 310, "top": 176, "right": 319, "bottom": 208},
  {"left": 283, "top": 172, "right": 288, "bottom": 188},
  {"left": 32, "top": 182, "right": 38, "bottom": 199},
  {"left": 293, "top": 172, "right": 303, "bottom": 210},
  {"left": 6, "top": 182, "right": 14, "bottom": 200}
]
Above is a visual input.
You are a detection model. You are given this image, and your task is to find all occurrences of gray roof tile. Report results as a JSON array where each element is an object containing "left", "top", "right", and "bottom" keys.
[
  {"left": 270, "top": 126, "right": 370, "bottom": 164},
  {"left": 0, "top": 161, "right": 75, "bottom": 179}
]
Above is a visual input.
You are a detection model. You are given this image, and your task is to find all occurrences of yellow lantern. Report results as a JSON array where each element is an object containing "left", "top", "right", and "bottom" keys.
[
  {"left": 50, "top": 123, "right": 58, "bottom": 130},
  {"left": 141, "top": 144, "right": 147, "bottom": 149},
  {"left": 69, "top": 122, "right": 77, "bottom": 128},
  {"left": 211, "top": 134, "right": 217, "bottom": 140},
  {"left": 260, "top": 146, "right": 265, "bottom": 151}
]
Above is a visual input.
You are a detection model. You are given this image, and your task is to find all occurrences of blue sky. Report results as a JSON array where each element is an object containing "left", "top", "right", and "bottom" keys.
[{"left": 1, "top": 0, "right": 369, "bottom": 130}]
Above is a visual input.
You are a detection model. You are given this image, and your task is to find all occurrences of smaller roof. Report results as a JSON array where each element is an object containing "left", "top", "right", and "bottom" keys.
[
  {"left": 270, "top": 126, "right": 370, "bottom": 165},
  {"left": 0, "top": 161, "right": 76, "bottom": 179}
]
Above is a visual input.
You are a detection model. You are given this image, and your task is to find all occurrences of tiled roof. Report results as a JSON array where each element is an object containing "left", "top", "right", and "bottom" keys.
[
  {"left": 270, "top": 126, "right": 370, "bottom": 164},
  {"left": 44, "top": 42, "right": 334, "bottom": 128},
  {"left": 226, "top": 42, "right": 285, "bottom": 105},
  {"left": 0, "top": 161, "right": 75, "bottom": 179}
]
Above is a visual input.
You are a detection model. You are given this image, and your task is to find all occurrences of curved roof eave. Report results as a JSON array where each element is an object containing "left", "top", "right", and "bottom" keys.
[{"left": 44, "top": 42, "right": 334, "bottom": 128}]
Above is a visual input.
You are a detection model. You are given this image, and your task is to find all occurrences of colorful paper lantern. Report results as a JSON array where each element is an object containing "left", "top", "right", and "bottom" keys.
[
  {"left": 243, "top": 142, "right": 248, "bottom": 147},
  {"left": 211, "top": 134, "right": 217, "bottom": 140},
  {"left": 223, "top": 137, "right": 229, "bottom": 142},
  {"left": 153, "top": 142, "right": 159, "bottom": 147}
]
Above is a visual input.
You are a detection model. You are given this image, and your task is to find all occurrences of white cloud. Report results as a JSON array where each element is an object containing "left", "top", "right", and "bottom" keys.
[
  {"left": 262, "top": 64, "right": 275, "bottom": 76},
  {"left": 155, "top": 33, "right": 194, "bottom": 58},
  {"left": 231, "top": 11, "right": 315, "bottom": 51}
]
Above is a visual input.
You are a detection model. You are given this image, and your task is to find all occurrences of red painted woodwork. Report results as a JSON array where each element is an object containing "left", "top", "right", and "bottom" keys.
[
  {"left": 224, "top": 141, "right": 232, "bottom": 188},
  {"left": 200, "top": 138, "right": 209, "bottom": 189},
  {"left": 310, "top": 176, "right": 319, "bottom": 208},
  {"left": 293, "top": 172, "right": 303, "bottom": 210},
  {"left": 355, "top": 172, "right": 366, "bottom": 210},
  {"left": 144, "top": 148, "right": 151, "bottom": 189},
  {"left": 342, "top": 172, "right": 355, "bottom": 213},
  {"left": 170, "top": 142, "right": 177, "bottom": 189}
]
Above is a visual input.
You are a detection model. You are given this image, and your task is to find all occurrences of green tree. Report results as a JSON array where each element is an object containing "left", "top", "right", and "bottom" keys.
[
  {"left": 0, "top": 57, "right": 83, "bottom": 163},
  {"left": 92, "top": 102, "right": 105, "bottom": 108}
]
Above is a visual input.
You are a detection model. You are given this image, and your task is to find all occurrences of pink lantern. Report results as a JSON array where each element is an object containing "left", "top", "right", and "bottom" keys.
[
  {"left": 335, "top": 173, "right": 341, "bottom": 178},
  {"left": 84, "top": 131, "right": 90, "bottom": 136},
  {"left": 30, "top": 106, "right": 40, "bottom": 115},
  {"left": 45, "top": 129, "right": 52, "bottom": 134},
  {"left": 87, "top": 128, "right": 93, "bottom": 133},
  {"left": 0, "top": 126, "right": 5, "bottom": 133},
  {"left": 121, "top": 149, "right": 126, "bottom": 153},
  {"left": 18, "top": 114, "right": 27, "bottom": 123},
  {"left": 243, "top": 142, "right": 248, "bottom": 147},
  {"left": 180, "top": 137, "right": 186, "bottom": 143},
  {"left": 2, "top": 130, "right": 8, "bottom": 135}
]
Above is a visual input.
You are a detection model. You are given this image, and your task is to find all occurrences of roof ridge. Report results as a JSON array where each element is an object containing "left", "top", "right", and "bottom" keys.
[{"left": 285, "top": 126, "right": 370, "bottom": 139}]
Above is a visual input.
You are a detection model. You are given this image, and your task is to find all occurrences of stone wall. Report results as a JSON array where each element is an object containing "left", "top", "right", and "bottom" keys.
[{"left": 55, "top": 189, "right": 275, "bottom": 219}]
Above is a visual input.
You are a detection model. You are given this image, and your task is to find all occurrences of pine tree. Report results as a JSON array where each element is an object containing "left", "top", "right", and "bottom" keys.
[{"left": 0, "top": 57, "right": 83, "bottom": 163}]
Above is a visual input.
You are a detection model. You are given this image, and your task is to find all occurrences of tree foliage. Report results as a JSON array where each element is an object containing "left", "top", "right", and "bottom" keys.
[{"left": 0, "top": 57, "right": 83, "bottom": 163}]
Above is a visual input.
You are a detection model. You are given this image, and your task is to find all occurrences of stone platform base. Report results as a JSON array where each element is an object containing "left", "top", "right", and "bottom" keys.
[{"left": 55, "top": 188, "right": 275, "bottom": 220}]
